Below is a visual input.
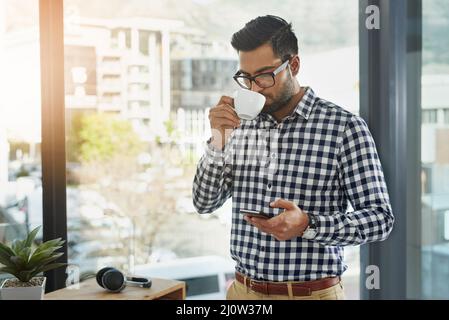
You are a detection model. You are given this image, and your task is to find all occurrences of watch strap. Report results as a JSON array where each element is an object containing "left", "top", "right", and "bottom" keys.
[{"left": 306, "top": 212, "right": 318, "bottom": 229}]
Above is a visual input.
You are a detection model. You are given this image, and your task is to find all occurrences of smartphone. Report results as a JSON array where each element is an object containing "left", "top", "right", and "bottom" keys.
[{"left": 241, "top": 209, "right": 271, "bottom": 220}]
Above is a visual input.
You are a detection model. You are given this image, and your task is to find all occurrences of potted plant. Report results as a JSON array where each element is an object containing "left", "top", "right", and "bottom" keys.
[{"left": 0, "top": 226, "right": 66, "bottom": 300}]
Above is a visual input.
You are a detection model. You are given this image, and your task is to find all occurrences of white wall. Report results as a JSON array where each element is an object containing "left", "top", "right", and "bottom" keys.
[{"left": 299, "top": 46, "right": 359, "bottom": 114}]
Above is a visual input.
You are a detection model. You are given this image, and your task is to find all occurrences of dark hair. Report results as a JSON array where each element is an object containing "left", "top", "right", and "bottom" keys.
[{"left": 231, "top": 15, "right": 298, "bottom": 61}]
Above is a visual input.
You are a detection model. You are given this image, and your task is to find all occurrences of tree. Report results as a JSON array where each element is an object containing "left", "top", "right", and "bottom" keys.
[
  {"left": 67, "top": 111, "right": 195, "bottom": 271},
  {"left": 67, "top": 112, "right": 144, "bottom": 164},
  {"left": 73, "top": 138, "right": 191, "bottom": 270}
]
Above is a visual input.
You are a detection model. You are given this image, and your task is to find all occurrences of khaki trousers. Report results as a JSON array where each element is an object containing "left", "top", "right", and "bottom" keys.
[{"left": 226, "top": 278, "right": 346, "bottom": 300}]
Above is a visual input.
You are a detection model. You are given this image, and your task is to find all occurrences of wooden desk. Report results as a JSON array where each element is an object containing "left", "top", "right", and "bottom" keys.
[{"left": 45, "top": 278, "right": 185, "bottom": 300}]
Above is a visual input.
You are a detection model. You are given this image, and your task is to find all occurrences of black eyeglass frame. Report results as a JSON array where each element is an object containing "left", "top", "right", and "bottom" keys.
[{"left": 233, "top": 59, "right": 290, "bottom": 90}]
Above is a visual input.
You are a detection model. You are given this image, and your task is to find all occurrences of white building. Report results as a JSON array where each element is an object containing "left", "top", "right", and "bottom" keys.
[
  {"left": 421, "top": 74, "right": 449, "bottom": 166},
  {"left": 64, "top": 17, "right": 187, "bottom": 141},
  {"left": 3, "top": 15, "right": 228, "bottom": 145}
]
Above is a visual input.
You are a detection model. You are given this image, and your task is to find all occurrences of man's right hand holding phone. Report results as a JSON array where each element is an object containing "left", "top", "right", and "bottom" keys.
[{"left": 241, "top": 209, "right": 271, "bottom": 220}]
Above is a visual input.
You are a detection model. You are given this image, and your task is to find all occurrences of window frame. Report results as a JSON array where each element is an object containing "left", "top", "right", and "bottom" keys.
[
  {"left": 358, "top": 0, "right": 422, "bottom": 299},
  {"left": 37, "top": 0, "right": 424, "bottom": 296},
  {"left": 39, "top": 0, "right": 68, "bottom": 293}
]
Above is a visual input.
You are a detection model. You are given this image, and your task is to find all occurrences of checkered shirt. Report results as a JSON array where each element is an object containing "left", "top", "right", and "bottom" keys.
[{"left": 192, "top": 87, "right": 394, "bottom": 281}]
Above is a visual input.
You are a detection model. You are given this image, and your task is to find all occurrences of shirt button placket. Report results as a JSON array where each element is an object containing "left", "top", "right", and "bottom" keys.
[{"left": 266, "top": 152, "right": 277, "bottom": 191}]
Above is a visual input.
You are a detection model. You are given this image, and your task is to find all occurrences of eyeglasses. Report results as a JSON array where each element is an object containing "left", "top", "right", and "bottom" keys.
[{"left": 233, "top": 59, "right": 290, "bottom": 90}]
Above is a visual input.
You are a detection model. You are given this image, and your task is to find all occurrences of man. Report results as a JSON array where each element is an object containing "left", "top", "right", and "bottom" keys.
[{"left": 192, "top": 15, "right": 394, "bottom": 300}]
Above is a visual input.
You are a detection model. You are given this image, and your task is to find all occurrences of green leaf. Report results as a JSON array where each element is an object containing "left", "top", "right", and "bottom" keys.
[
  {"left": 16, "top": 270, "right": 34, "bottom": 283},
  {"left": 0, "top": 242, "right": 15, "bottom": 256},
  {"left": 28, "top": 247, "right": 62, "bottom": 267},
  {"left": 0, "top": 249, "right": 15, "bottom": 268},
  {"left": 0, "top": 267, "right": 21, "bottom": 280},
  {"left": 24, "top": 226, "right": 41, "bottom": 248},
  {"left": 35, "top": 263, "right": 67, "bottom": 274},
  {"left": 31, "top": 252, "right": 64, "bottom": 270},
  {"left": 1, "top": 227, "right": 66, "bottom": 281},
  {"left": 11, "top": 239, "right": 25, "bottom": 255},
  {"left": 10, "top": 256, "right": 26, "bottom": 270},
  {"left": 34, "top": 246, "right": 62, "bottom": 258},
  {"left": 18, "top": 247, "right": 32, "bottom": 263},
  {"left": 34, "top": 238, "right": 65, "bottom": 254}
]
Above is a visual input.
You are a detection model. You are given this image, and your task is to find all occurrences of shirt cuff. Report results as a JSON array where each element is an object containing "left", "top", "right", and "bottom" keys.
[
  {"left": 204, "top": 137, "right": 226, "bottom": 166},
  {"left": 312, "top": 214, "right": 336, "bottom": 241}
]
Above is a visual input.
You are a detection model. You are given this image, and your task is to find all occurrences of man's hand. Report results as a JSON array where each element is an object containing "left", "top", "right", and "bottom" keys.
[
  {"left": 208, "top": 96, "right": 241, "bottom": 150},
  {"left": 244, "top": 198, "right": 309, "bottom": 241}
]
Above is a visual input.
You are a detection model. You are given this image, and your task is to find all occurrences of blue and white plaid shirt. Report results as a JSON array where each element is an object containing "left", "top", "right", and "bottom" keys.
[{"left": 192, "top": 87, "right": 394, "bottom": 282}]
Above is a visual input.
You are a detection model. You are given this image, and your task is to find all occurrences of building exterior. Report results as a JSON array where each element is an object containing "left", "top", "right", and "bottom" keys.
[
  {"left": 171, "top": 58, "right": 238, "bottom": 111},
  {"left": 170, "top": 34, "right": 238, "bottom": 112},
  {"left": 421, "top": 74, "right": 449, "bottom": 162},
  {"left": 2, "top": 14, "right": 238, "bottom": 146},
  {"left": 421, "top": 74, "right": 449, "bottom": 197},
  {"left": 421, "top": 73, "right": 449, "bottom": 299},
  {"left": 64, "top": 17, "right": 185, "bottom": 141},
  {"left": 169, "top": 33, "right": 238, "bottom": 157}
]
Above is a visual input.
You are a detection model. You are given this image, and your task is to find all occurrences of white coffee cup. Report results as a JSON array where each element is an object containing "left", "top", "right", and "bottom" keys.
[{"left": 233, "top": 89, "right": 266, "bottom": 120}]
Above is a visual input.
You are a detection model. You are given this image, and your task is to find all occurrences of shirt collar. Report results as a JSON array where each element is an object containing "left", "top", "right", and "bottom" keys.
[
  {"left": 256, "top": 87, "right": 316, "bottom": 124},
  {"left": 290, "top": 86, "right": 316, "bottom": 120}
]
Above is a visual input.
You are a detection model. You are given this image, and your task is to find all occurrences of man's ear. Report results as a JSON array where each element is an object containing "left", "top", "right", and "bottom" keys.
[{"left": 289, "top": 55, "right": 300, "bottom": 77}]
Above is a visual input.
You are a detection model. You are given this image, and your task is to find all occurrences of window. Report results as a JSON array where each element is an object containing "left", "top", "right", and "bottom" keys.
[
  {"left": 0, "top": 0, "right": 43, "bottom": 280},
  {"left": 444, "top": 109, "right": 449, "bottom": 125},
  {"left": 61, "top": 0, "right": 360, "bottom": 299},
  {"left": 444, "top": 211, "right": 449, "bottom": 241},
  {"left": 421, "top": 0, "right": 449, "bottom": 299},
  {"left": 422, "top": 109, "right": 438, "bottom": 124}
]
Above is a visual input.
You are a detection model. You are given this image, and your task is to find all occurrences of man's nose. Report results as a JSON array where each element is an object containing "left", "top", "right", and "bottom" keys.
[{"left": 251, "top": 81, "right": 264, "bottom": 93}]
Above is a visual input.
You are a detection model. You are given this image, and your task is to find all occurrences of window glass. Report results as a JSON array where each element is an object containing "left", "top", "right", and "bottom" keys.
[
  {"left": 421, "top": 0, "right": 449, "bottom": 299},
  {"left": 63, "top": 0, "right": 360, "bottom": 299},
  {"left": 0, "top": 0, "right": 43, "bottom": 282}
]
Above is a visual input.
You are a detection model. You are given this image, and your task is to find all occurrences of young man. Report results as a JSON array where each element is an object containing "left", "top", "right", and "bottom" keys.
[{"left": 192, "top": 15, "right": 394, "bottom": 300}]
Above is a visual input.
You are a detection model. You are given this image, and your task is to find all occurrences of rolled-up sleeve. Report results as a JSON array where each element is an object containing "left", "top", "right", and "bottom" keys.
[{"left": 311, "top": 115, "right": 394, "bottom": 246}]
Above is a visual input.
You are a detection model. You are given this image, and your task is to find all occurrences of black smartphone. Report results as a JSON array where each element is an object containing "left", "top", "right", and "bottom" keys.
[{"left": 241, "top": 209, "right": 271, "bottom": 220}]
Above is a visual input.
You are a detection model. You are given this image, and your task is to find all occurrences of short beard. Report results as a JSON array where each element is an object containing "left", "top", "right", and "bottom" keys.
[{"left": 263, "top": 77, "right": 296, "bottom": 115}]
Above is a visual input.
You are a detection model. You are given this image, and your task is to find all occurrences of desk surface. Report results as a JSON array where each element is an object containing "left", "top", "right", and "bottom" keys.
[{"left": 45, "top": 277, "right": 185, "bottom": 300}]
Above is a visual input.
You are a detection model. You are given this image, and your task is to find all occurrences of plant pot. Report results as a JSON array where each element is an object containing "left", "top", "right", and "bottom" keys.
[{"left": 0, "top": 277, "right": 46, "bottom": 300}]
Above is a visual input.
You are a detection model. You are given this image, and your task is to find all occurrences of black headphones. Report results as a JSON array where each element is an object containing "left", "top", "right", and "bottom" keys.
[{"left": 96, "top": 267, "right": 152, "bottom": 293}]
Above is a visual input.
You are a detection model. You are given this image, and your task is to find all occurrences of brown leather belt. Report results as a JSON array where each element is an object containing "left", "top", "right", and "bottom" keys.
[{"left": 235, "top": 272, "right": 340, "bottom": 297}]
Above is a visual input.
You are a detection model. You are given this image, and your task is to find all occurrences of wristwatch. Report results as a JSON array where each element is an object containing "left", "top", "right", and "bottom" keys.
[{"left": 301, "top": 212, "right": 318, "bottom": 239}]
